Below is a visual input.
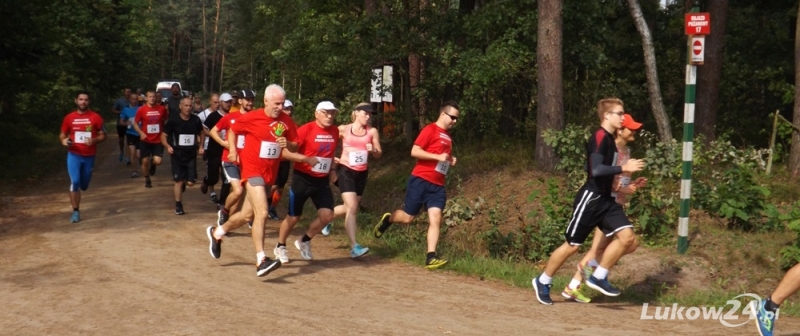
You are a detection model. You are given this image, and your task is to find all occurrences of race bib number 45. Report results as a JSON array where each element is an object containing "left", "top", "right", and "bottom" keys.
[
  {"left": 435, "top": 160, "right": 450, "bottom": 175},
  {"left": 348, "top": 150, "right": 368, "bottom": 166},
  {"left": 259, "top": 141, "right": 280, "bottom": 159},
  {"left": 312, "top": 157, "right": 332, "bottom": 174}
]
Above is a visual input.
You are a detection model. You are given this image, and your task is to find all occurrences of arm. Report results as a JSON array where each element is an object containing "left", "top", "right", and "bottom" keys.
[
  {"left": 197, "top": 126, "right": 205, "bottom": 155},
  {"left": 281, "top": 148, "right": 318, "bottom": 166},
  {"left": 369, "top": 128, "right": 382, "bottom": 158},
  {"left": 226, "top": 128, "right": 238, "bottom": 163},
  {"left": 411, "top": 145, "right": 448, "bottom": 162},
  {"left": 59, "top": 131, "right": 70, "bottom": 147},
  {"left": 93, "top": 129, "right": 106, "bottom": 144},
  {"left": 589, "top": 153, "right": 623, "bottom": 177},
  {"left": 132, "top": 112, "right": 146, "bottom": 139},
  {"left": 209, "top": 126, "right": 228, "bottom": 148},
  {"left": 161, "top": 131, "right": 173, "bottom": 154}
]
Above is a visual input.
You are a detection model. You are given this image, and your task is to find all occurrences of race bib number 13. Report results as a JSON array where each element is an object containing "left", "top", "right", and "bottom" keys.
[
  {"left": 435, "top": 160, "right": 450, "bottom": 175},
  {"left": 259, "top": 141, "right": 280, "bottom": 159}
]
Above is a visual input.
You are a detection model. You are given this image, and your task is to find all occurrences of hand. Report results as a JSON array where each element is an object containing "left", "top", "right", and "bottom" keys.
[
  {"left": 366, "top": 143, "right": 374, "bottom": 152},
  {"left": 303, "top": 156, "right": 320, "bottom": 167},
  {"left": 140, "top": 133, "right": 146, "bottom": 140},
  {"left": 621, "top": 184, "right": 638, "bottom": 194},
  {"left": 198, "top": 147, "right": 204, "bottom": 155},
  {"left": 84, "top": 137, "right": 93, "bottom": 146},
  {"left": 61, "top": 138, "right": 70, "bottom": 147},
  {"left": 276, "top": 137, "right": 287, "bottom": 148},
  {"left": 333, "top": 157, "right": 341, "bottom": 164},
  {"left": 167, "top": 146, "right": 174, "bottom": 155},
  {"left": 633, "top": 177, "right": 648, "bottom": 188},
  {"left": 438, "top": 153, "right": 449, "bottom": 162},
  {"left": 227, "top": 152, "right": 238, "bottom": 163},
  {"left": 622, "top": 159, "right": 645, "bottom": 174},
  {"left": 330, "top": 170, "right": 338, "bottom": 184},
  {"left": 450, "top": 156, "right": 457, "bottom": 167}
]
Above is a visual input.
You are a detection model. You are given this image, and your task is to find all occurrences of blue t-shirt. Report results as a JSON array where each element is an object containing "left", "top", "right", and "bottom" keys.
[
  {"left": 113, "top": 97, "right": 128, "bottom": 120},
  {"left": 120, "top": 106, "right": 141, "bottom": 136}
]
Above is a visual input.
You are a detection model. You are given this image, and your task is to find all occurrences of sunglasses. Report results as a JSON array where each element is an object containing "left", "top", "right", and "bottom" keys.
[
  {"left": 607, "top": 111, "right": 624, "bottom": 117},
  {"left": 444, "top": 112, "right": 459, "bottom": 121}
]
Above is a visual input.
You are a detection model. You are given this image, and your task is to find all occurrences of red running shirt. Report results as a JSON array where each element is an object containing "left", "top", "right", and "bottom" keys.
[
  {"left": 134, "top": 104, "right": 167, "bottom": 144},
  {"left": 231, "top": 109, "right": 298, "bottom": 184},
  {"left": 216, "top": 112, "right": 247, "bottom": 164},
  {"left": 60, "top": 110, "right": 105, "bottom": 156},
  {"left": 293, "top": 121, "right": 339, "bottom": 177},
  {"left": 410, "top": 123, "right": 452, "bottom": 186}
]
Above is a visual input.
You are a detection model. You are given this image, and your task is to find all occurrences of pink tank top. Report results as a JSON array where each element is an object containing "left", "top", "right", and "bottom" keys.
[{"left": 340, "top": 124, "right": 372, "bottom": 171}]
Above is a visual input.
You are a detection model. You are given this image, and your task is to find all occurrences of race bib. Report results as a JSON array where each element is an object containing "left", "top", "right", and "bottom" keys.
[
  {"left": 147, "top": 124, "right": 160, "bottom": 134},
  {"left": 311, "top": 157, "right": 332, "bottom": 174},
  {"left": 619, "top": 176, "right": 631, "bottom": 187},
  {"left": 435, "top": 160, "right": 450, "bottom": 175},
  {"left": 74, "top": 131, "right": 91, "bottom": 144},
  {"left": 348, "top": 150, "right": 368, "bottom": 166},
  {"left": 179, "top": 134, "right": 195, "bottom": 146},
  {"left": 236, "top": 135, "right": 245, "bottom": 149},
  {"left": 259, "top": 141, "right": 280, "bottom": 159},
  {"left": 203, "top": 137, "right": 209, "bottom": 150}
]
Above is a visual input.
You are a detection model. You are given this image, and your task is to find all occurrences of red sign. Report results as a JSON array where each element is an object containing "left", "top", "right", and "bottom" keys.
[
  {"left": 685, "top": 12, "right": 711, "bottom": 35},
  {"left": 692, "top": 40, "right": 702, "bottom": 55}
]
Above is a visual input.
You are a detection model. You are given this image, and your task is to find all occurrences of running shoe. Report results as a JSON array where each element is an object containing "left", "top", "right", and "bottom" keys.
[
  {"left": 753, "top": 299, "right": 776, "bottom": 336},
  {"left": 373, "top": 213, "right": 392, "bottom": 238},
  {"left": 579, "top": 261, "right": 595, "bottom": 282},
  {"left": 425, "top": 255, "right": 448, "bottom": 269},
  {"left": 267, "top": 206, "right": 280, "bottom": 220},
  {"left": 350, "top": 244, "right": 369, "bottom": 258},
  {"left": 70, "top": 210, "right": 80, "bottom": 223},
  {"left": 532, "top": 276, "right": 553, "bottom": 305},
  {"left": 145, "top": 178, "right": 152, "bottom": 188},
  {"left": 321, "top": 223, "right": 332, "bottom": 236},
  {"left": 273, "top": 246, "right": 289, "bottom": 263},
  {"left": 217, "top": 209, "right": 228, "bottom": 227},
  {"left": 256, "top": 257, "right": 281, "bottom": 277},
  {"left": 248, "top": 222, "right": 252, "bottom": 229},
  {"left": 294, "top": 240, "right": 313, "bottom": 260},
  {"left": 149, "top": 163, "right": 156, "bottom": 176},
  {"left": 130, "top": 171, "right": 138, "bottom": 178},
  {"left": 175, "top": 203, "right": 185, "bottom": 215},
  {"left": 201, "top": 180, "right": 208, "bottom": 194},
  {"left": 206, "top": 226, "right": 222, "bottom": 259},
  {"left": 126, "top": 158, "right": 131, "bottom": 166},
  {"left": 585, "top": 276, "right": 621, "bottom": 297},
  {"left": 209, "top": 193, "right": 218, "bottom": 204},
  {"left": 561, "top": 285, "right": 592, "bottom": 303}
]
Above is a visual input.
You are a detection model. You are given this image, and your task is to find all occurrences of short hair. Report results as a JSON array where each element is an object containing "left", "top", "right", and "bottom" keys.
[
  {"left": 171, "top": 83, "right": 180, "bottom": 89},
  {"left": 75, "top": 91, "right": 90, "bottom": 99},
  {"left": 181, "top": 97, "right": 193, "bottom": 103},
  {"left": 596, "top": 98, "right": 624, "bottom": 120},
  {"left": 440, "top": 100, "right": 459, "bottom": 113},
  {"left": 263, "top": 84, "right": 286, "bottom": 98}
]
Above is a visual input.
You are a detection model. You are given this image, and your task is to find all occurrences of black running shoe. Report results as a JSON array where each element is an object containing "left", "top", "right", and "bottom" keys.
[
  {"left": 217, "top": 209, "right": 228, "bottom": 227},
  {"left": 268, "top": 207, "right": 280, "bottom": 220},
  {"left": 149, "top": 163, "right": 156, "bottom": 176},
  {"left": 373, "top": 213, "right": 392, "bottom": 238},
  {"left": 175, "top": 203, "right": 185, "bottom": 215},
  {"left": 145, "top": 178, "right": 152, "bottom": 188},
  {"left": 206, "top": 226, "right": 221, "bottom": 259},
  {"left": 256, "top": 257, "right": 281, "bottom": 277},
  {"left": 201, "top": 179, "right": 209, "bottom": 194}
]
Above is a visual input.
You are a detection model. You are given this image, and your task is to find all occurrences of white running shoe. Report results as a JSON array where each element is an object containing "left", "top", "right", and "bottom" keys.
[
  {"left": 273, "top": 246, "right": 289, "bottom": 264},
  {"left": 321, "top": 223, "right": 332, "bottom": 236},
  {"left": 294, "top": 239, "right": 313, "bottom": 260}
]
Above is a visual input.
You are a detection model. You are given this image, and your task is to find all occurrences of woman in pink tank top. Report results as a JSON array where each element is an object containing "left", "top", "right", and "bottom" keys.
[{"left": 323, "top": 103, "right": 382, "bottom": 258}]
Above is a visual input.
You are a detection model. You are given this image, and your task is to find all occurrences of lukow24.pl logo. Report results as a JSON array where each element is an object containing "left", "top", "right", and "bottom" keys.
[{"left": 640, "top": 293, "right": 779, "bottom": 327}]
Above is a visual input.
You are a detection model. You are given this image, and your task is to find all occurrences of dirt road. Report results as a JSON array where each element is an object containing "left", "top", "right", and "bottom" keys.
[{"left": 1, "top": 139, "right": 796, "bottom": 335}]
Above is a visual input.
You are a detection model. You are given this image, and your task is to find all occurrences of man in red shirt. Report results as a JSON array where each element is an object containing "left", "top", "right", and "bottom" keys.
[
  {"left": 206, "top": 85, "right": 299, "bottom": 278},
  {"left": 59, "top": 91, "right": 106, "bottom": 223},
  {"left": 273, "top": 101, "right": 339, "bottom": 263},
  {"left": 373, "top": 101, "right": 460, "bottom": 269},
  {"left": 132, "top": 91, "right": 168, "bottom": 188},
  {"left": 208, "top": 93, "right": 242, "bottom": 225}
]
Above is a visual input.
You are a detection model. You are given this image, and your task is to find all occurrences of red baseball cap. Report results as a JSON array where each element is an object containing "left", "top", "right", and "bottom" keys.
[{"left": 622, "top": 114, "right": 642, "bottom": 130}]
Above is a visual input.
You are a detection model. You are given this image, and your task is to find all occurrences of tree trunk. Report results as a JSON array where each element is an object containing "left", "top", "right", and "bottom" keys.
[
  {"left": 694, "top": 0, "right": 728, "bottom": 143},
  {"left": 218, "top": 18, "right": 228, "bottom": 92},
  {"left": 627, "top": 0, "right": 672, "bottom": 142},
  {"left": 210, "top": 0, "right": 221, "bottom": 93},
  {"left": 791, "top": 2, "right": 800, "bottom": 179},
  {"left": 365, "top": 0, "right": 376, "bottom": 15},
  {"left": 535, "top": 0, "right": 564, "bottom": 172},
  {"left": 202, "top": 0, "right": 208, "bottom": 93}
]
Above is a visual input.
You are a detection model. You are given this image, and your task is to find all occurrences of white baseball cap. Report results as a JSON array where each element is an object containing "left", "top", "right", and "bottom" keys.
[
  {"left": 219, "top": 93, "right": 233, "bottom": 102},
  {"left": 284, "top": 99, "right": 294, "bottom": 108},
  {"left": 316, "top": 101, "right": 338, "bottom": 111}
]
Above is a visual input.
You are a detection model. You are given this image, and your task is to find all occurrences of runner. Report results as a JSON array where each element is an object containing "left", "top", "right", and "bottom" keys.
[
  {"left": 267, "top": 99, "right": 294, "bottom": 220},
  {"left": 229, "top": 90, "right": 241, "bottom": 113},
  {"left": 210, "top": 91, "right": 253, "bottom": 226},
  {"left": 372, "top": 101, "right": 460, "bottom": 269},
  {"left": 132, "top": 91, "right": 168, "bottom": 188},
  {"left": 59, "top": 91, "right": 106, "bottom": 223},
  {"left": 200, "top": 93, "right": 222, "bottom": 203},
  {"left": 120, "top": 92, "right": 142, "bottom": 178},
  {"left": 162, "top": 97, "right": 205, "bottom": 215},
  {"left": 754, "top": 263, "right": 800, "bottom": 336},
  {"left": 561, "top": 113, "right": 647, "bottom": 303},
  {"left": 273, "top": 101, "right": 339, "bottom": 263},
  {"left": 136, "top": 88, "right": 145, "bottom": 106},
  {"left": 166, "top": 83, "right": 183, "bottom": 120},
  {"left": 155, "top": 91, "right": 164, "bottom": 107},
  {"left": 206, "top": 84, "right": 298, "bottom": 277},
  {"left": 321, "top": 103, "right": 382, "bottom": 259},
  {"left": 111, "top": 87, "right": 131, "bottom": 163},
  {"left": 532, "top": 98, "right": 645, "bottom": 305},
  {"left": 192, "top": 95, "right": 204, "bottom": 115}
]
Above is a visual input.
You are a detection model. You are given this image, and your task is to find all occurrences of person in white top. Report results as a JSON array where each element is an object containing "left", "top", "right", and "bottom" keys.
[{"left": 321, "top": 102, "right": 382, "bottom": 258}]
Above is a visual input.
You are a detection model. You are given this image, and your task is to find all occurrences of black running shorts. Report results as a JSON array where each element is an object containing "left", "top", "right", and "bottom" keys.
[
  {"left": 287, "top": 170, "right": 333, "bottom": 217},
  {"left": 563, "top": 186, "right": 633, "bottom": 246},
  {"left": 334, "top": 165, "right": 368, "bottom": 196}
]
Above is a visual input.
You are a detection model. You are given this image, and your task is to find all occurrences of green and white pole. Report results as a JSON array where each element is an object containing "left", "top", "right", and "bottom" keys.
[{"left": 678, "top": 8, "right": 699, "bottom": 255}]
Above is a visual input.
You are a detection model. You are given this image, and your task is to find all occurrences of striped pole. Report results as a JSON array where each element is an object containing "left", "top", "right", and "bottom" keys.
[{"left": 678, "top": 7, "right": 699, "bottom": 255}]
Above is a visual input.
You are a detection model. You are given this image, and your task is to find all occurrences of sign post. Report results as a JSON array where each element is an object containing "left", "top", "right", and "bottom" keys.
[{"left": 678, "top": 8, "right": 709, "bottom": 255}]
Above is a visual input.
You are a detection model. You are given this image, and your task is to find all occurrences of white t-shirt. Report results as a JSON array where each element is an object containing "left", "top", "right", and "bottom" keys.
[{"left": 197, "top": 108, "right": 213, "bottom": 123}]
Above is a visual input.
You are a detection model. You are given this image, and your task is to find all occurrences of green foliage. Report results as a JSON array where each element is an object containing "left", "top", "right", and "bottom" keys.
[
  {"left": 778, "top": 201, "right": 800, "bottom": 269},
  {"left": 627, "top": 131, "right": 681, "bottom": 238}
]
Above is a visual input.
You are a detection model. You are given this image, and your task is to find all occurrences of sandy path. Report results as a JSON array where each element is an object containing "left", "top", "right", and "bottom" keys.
[{"left": 1, "top": 138, "right": 796, "bottom": 335}]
